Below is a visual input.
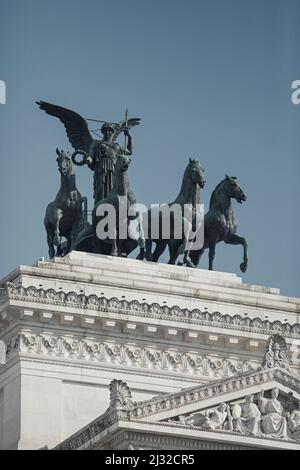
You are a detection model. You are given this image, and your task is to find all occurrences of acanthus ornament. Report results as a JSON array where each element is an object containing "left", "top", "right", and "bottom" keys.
[{"left": 4, "top": 332, "right": 258, "bottom": 378}]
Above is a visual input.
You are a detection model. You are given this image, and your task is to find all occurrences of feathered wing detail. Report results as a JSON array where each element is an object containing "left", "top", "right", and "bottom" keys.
[
  {"left": 36, "top": 101, "right": 93, "bottom": 153},
  {"left": 112, "top": 117, "right": 141, "bottom": 142}
]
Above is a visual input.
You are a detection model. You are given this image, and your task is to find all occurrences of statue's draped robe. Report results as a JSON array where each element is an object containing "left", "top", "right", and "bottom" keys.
[
  {"left": 259, "top": 397, "right": 287, "bottom": 438},
  {"left": 289, "top": 410, "right": 300, "bottom": 440},
  {"left": 205, "top": 409, "right": 227, "bottom": 430},
  {"left": 235, "top": 403, "right": 261, "bottom": 436},
  {"left": 88, "top": 140, "right": 123, "bottom": 203}
]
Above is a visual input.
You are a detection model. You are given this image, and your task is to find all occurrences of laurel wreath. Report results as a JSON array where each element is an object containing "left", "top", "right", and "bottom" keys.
[{"left": 71, "top": 150, "right": 89, "bottom": 166}]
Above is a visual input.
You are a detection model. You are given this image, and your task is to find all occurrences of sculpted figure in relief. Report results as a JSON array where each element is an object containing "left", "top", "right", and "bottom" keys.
[
  {"left": 231, "top": 395, "right": 261, "bottom": 436},
  {"left": 288, "top": 402, "right": 300, "bottom": 441},
  {"left": 258, "top": 388, "right": 288, "bottom": 439},
  {"left": 176, "top": 391, "right": 300, "bottom": 443},
  {"left": 183, "top": 403, "right": 233, "bottom": 431}
]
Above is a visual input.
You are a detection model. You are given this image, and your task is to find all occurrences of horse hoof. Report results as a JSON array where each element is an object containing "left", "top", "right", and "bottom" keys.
[
  {"left": 136, "top": 249, "right": 145, "bottom": 260},
  {"left": 177, "top": 261, "right": 183, "bottom": 266},
  {"left": 185, "top": 260, "right": 196, "bottom": 268},
  {"left": 240, "top": 262, "right": 247, "bottom": 273},
  {"left": 111, "top": 250, "right": 118, "bottom": 257}
]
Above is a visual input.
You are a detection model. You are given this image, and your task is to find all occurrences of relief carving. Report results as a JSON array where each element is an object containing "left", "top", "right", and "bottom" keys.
[
  {"left": 261, "top": 335, "right": 290, "bottom": 370},
  {"left": 172, "top": 388, "right": 300, "bottom": 442}
]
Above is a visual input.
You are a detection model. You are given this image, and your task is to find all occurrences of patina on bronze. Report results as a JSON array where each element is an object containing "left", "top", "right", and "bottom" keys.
[{"left": 38, "top": 100, "right": 248, "bottom": 273}]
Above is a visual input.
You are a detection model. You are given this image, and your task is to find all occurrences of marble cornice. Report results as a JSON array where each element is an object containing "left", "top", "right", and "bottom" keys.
[
  {"left": 1, "top": 283, "right": 300, "bottom": 338},
  {"left": 104, "top": 429, "right": 251, "bottom": 450}
]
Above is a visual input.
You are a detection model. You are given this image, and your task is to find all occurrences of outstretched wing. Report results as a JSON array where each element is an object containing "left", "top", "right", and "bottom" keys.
[
  {"left": 112, "top": 117, "right": 141, "bottom": 142},
  {"left": 36, "top": 100, "right": 93, "bottom": 153}
]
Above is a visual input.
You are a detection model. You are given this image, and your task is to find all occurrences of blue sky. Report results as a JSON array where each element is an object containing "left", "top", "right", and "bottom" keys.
[{"left": 1, "top": 0, "right": 300, "bottom": 296}]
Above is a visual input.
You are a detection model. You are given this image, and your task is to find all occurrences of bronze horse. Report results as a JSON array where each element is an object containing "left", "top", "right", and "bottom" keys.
[
  {"left": 44, "top": 149, "right": 83, "bottom": 258},
  {"left": 187, "top": 175, "right": 248, "bottom": 272},
  {"left": 139, "top": 159, "right": 205, "bottom": 264}
]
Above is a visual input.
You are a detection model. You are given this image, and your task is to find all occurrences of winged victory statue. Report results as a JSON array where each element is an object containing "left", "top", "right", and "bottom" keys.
[{"left": 36, "top": 101, "right": 141, "bottom": 205}]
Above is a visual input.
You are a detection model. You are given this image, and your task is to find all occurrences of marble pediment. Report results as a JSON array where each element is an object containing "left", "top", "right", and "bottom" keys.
[
  {"left": 55, "top": 368, "right": 300, "bottom": 450},
  {"left": 122, "top": 367, "right": 300, "bottom": 447},
  {"left": 127, "top": 367, "right": 300, "bottom": 422}
]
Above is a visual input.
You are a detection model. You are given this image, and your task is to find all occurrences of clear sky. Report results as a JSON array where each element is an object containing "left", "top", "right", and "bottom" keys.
[{"left": 0, "top": 0, "right": 300, "bottom": 296}]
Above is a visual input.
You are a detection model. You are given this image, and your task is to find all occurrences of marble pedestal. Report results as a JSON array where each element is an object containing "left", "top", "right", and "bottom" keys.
[{"left": 0, "top": 252, "right": 299, "bottom": 449}]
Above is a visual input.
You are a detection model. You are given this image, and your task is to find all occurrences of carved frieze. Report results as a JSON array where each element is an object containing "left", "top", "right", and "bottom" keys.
[
  {"left": 169, "top": 388, "right": 300, "bottom": 443},
  {"left": 3, "top": 331, "right": 257, "bottom": 378}
]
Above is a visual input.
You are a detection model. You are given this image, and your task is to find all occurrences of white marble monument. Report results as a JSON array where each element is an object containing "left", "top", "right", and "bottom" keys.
[{"left": 0, "top": 252, "right": 299, "bottom": 449}]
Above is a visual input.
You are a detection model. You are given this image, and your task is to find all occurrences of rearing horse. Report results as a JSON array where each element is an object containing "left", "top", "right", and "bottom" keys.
[
  {"left": 188, "top": 175, "right": 248, "bottom": 272},
  {"left": 44, "top": 149, "right": 83, "bottom": 258}
]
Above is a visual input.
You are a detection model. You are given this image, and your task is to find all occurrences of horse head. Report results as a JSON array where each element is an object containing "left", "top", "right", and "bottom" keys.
[
  {"left": 187, "top": 158, "right": 206, "bottom": 189},
  {"left": 56, "top": 148, "right": 73, "bottom": 177},
  {"left": 115, "top": 154, "right": 131, "bottom": 173},
  {"left": 224, "top": 175, "right": 247, "bottom": 204}
]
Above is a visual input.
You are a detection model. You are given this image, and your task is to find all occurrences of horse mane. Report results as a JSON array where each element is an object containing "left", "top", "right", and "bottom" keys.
[{"left": 209, "top": 178, "right": 226, "bottom": 209}]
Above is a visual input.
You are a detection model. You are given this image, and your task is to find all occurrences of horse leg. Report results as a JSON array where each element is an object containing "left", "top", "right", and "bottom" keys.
[
  {"left": 136, "top": 247, "right": 145, "bottom": 260},
  {"left": 187, "top": 246, "right": 205, "bottom": 268},
  {"left": 183, "top": 215, "right": 206, "bottom": 268},
  {"left": 136, "top": 212, "right": 145, "bottom": 252},
  {"left": 118, "top": 239, "right": 128, "bottom": 257},
  {"left": 65, "top": 233, "right": 72, "bottom": 255},
  {"left": 54, "top": 209, "right": 63, "bottom": 246},
  {"left": 136, "top": 230, "right": 146, "bottom": 260},
  {"left": 183, "top": 248, "right": 198, "bottom": 268},
  {"left": 145, "top": 239, "right": 153, "bottom": 261},
  {"left": 179, "top": 220, "right": 194, "bottom": 267},
  {"left": 152, "top": 240, "right": 167, "bottom": 262},
  {"left": 110, "top": 227, "right": 118, "bottom": 256},
  {"left": 121, "top": 238, "right": 138, "bottom": 258},
  {"left": 225, "top": 234, "right": 248, "bottom": 273},
  {"left": 47, "top": 230, "right": 55, "bottom": 259},
  {"left": 111, "top": 239, "right": 118, "bottom": 256},
  {"left": 208, "top": 242, "right": 216, "bottom": 270},
  {"left": 168, "top": 240, "right": 180, "bottom": 265}
]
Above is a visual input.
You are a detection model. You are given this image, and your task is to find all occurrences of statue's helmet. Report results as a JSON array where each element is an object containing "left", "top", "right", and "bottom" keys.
[{"left": 101, "top": 122, "right": 115, "bottom": 134}]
